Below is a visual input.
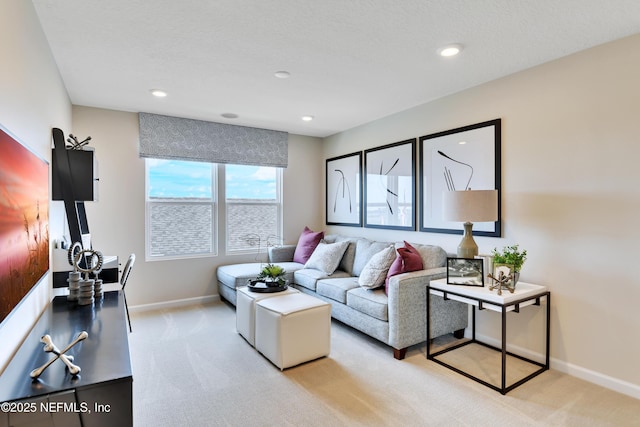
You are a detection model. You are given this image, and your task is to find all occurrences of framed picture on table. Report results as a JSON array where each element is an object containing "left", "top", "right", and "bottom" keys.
[{"left": 446, "top": 257, "right": 484, "bottom": 286}]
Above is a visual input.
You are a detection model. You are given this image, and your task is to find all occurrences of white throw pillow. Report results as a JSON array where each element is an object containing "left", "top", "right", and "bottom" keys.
[
  {"left": 358, "top": 245, "right": 396, "bottom": 289},
  {"left": 304, "top": 241, "right": 349, "bottom": 275}
]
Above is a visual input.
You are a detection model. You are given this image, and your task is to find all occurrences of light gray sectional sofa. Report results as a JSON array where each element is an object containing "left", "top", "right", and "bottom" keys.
[{"left": 217, "top": 235, "right": 468, "bottom": 359}]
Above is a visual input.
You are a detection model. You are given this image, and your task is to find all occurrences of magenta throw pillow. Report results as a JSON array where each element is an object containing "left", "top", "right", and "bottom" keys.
[
  {"left": 293, "top": 226, "right": 324, "bottom": 264},
  {"left": 385, "top": 241, "right": 424, "bottom": 294}
]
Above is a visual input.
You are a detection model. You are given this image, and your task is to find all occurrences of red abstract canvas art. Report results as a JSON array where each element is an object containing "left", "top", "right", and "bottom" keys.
[{"left": 0, "top": 125, "right": 49, "bottom": 324}]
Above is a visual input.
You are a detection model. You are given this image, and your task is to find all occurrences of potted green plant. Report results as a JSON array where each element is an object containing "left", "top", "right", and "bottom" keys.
[
  {"left": 491, "top": 244, "right": 527, "bottom": 286},
  {"left": 256, "top": 263, "right": 287, "bottom": 287}
]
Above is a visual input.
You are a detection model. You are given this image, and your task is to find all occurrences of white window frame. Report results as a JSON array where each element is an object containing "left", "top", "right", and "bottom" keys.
[
  {"left": 145, "top": 159, "right": 218, "bottom": 261},
  {"left": 224, "top": 165, "right": 283, "bottom": 255}
]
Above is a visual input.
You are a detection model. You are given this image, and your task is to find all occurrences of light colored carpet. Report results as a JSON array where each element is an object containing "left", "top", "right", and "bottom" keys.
[{"left": 128, "top": 301, "right": 639, "bottom": 426}]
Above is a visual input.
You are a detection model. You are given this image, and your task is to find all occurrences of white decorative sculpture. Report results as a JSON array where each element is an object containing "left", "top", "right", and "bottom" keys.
[{"left": 30, "top": 331, "right": 88, "bottom": 379}]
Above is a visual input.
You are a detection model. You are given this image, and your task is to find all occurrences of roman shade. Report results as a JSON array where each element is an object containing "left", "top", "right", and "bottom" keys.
[{"left": 138, "top": 112, "right": 288, "bottom": 167}]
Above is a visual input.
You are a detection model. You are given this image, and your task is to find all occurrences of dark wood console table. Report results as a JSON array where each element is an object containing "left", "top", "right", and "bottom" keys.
[{"left": 0, "top": 291, "right": 132, "bottom": 427}]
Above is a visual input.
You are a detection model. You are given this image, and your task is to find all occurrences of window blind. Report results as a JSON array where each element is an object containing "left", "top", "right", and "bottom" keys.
[{"left": 138, "top": 112, "right": 288, "bottom": 167}]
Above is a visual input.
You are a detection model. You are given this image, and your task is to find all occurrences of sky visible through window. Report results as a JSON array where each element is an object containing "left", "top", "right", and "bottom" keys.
[
  {"left": 147, "top": 159, "right": 276, "bottom": 199},
  {"left": 226, "top": 164, "right": 276, "bottom": 200}
]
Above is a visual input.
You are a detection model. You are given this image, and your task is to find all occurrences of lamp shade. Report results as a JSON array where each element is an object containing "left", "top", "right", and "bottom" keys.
[{"left": 442, "top": 190, "right": 498, "bottom": 223}]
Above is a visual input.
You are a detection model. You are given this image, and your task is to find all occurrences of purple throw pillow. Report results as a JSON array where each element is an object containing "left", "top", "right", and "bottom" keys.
[
  {"left": 385, "top": 241, "right": 424, "bottom": 294},
  {"left": 293, "top": 226, "right": 324, "bottom": 264}
]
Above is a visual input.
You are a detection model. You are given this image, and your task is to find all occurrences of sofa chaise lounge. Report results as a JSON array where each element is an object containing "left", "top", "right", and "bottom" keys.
[{"left": 217, "top": 234, "right": 468, "bottom": 360}]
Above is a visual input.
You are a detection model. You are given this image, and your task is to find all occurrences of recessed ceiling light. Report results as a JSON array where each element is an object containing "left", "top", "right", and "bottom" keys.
[
  {"left": 301, "top": 115, "right": 314, "bottom": 122},
  {"left": 150, "top": 89, "right": 167, "bottom": 97},
  {"left": 274, "top": 71, "right": 291, "bottom": 79},
  {"left": 438, "top": 44, "right": 464, "bottom": 57},
  {"left": 221, "top": 113, "right": 239, "bottom": 119}
]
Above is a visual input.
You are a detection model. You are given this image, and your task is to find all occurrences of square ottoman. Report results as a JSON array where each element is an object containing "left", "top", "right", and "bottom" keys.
[
  {"left": 255, "top": 293, "right": 331, "bottom": 370},
  {"left": 236, "top": 285, "right": 299, "bottom": 347}
]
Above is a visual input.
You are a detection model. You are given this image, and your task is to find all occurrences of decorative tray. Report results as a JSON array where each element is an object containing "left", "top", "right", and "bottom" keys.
[{"left": 247, "top": 280, "right": 288, "bottom": 293}]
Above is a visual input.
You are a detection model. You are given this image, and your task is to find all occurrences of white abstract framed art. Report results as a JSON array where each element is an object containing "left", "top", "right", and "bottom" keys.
[
  {"left": 364, "top": 139, "right": 416, "bottom": 230},
  {"left": 326, "top": 151, "right": 362, "bottom": 227},
  {"left": 419, "top": 119, "right": 501, "bottom": 236}
]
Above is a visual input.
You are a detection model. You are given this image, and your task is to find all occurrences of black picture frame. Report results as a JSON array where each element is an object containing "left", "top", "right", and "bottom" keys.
[
  {"left": 419, "top": 119, "right": 501, "bottom": 236},
  {"left": 364, "top": 139, "right": 416, "bottom": 230},
  {"left": 446, "top": 257, "right": 484, "bottom": 286},
  {"left": 326, "top": 151, "right": 363, "bottom": 226}
]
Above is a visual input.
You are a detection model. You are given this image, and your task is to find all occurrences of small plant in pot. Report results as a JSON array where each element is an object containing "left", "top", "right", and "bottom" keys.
[
  {"left": 491, "top": 244, "right": 527, "bottom": 286},
  {"left": 257, "top": 263, "right": 287, "bottom": 287}
]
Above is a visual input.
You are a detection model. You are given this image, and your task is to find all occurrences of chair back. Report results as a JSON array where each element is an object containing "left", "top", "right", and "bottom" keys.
[{"left": 120, "top": 253, "right": 136, "bottom": 289}]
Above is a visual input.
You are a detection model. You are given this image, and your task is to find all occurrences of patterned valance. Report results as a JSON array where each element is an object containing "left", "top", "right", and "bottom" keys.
[{"left": 138, "top": 113, "right": 288, "bottom": 167}]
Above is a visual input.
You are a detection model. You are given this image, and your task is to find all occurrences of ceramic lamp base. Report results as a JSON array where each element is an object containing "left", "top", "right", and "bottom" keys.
[{"left": 457, "top": 222, "right": 478, "bottom": 259}]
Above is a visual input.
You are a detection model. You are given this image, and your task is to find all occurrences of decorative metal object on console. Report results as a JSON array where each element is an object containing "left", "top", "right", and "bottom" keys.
[
  {"left": 90, "top": 251, "right": 105, "bottom": 299},
  {"left": 67, "top": 271, "right": 81, "bottom": 302},
  {"left": 242, "top": 233, "right": 284, "bottom": 262},
  {"left": 66, "top": 242, "right": 83, "bottom": 302},
  {"left": 70, "top": 247, "right": 104, "bottom": 305},
  {"left": 93, "top": 278, "right": 104, "bottom": 300},
  {"left": 487, "top": 263, "right": 515, "bottom": 296},
  {"left": 30, "top": 331, "right": 88, "bottom": 379},
  {"left": 65, "top": 133, "right": 92, "bottom": 150}
]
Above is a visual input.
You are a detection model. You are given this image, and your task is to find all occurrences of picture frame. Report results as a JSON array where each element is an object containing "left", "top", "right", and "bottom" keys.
[
  {"left": 326, "top": 151, "right": 362, "bottom": 226},
  {"left": 446, "top": 257, "right": 484, "bottom": 286},
  {"left": 419, "top": 119, "right": 501, "bottom": 236},
  {"left": 490, "top": 263, "right": 515, "bottom": 288},
  {"left": 364, "top": 139, "right": 416, "bottom": 230},
  {"left": 0, "top": 124, "right": 49, "bottom": 325}
]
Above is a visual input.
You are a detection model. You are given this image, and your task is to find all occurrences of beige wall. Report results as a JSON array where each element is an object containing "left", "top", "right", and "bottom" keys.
[
  {"left": 71, "top": 106, "right": 323, "bottom": 308},
  {"left": 323, "top": 34, "right": 640, "bottom": 397},
  {"left": 0, "top": 1, "right": 71, "bottom": 372}
]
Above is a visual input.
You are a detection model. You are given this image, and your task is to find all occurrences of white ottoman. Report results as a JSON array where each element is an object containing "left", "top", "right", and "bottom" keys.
[
  {"left": 255, "top": 293, "right": 331, "bottom": 370},
  {"left": 236, "top": 286, "right": 299, "bottom": 347}
]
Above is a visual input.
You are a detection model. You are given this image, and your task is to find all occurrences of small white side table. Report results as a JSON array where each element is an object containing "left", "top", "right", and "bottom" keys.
[
  {"left": 427, "top": 278, "right": 550, "bottom": 394},
  {"left": 236, "top": 285, "right": 299, "bottom": 347}
]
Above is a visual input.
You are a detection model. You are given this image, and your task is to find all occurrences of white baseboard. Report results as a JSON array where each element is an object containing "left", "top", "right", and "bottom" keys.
[
  {"left": 553, "top": 359, "right": 640, "bottom": 400},
  {"left": 129, "top": 295, "right": 220, "bottom": 314},
  {"left": 475, "top": 333, "right": 640, "bottom": 400}
]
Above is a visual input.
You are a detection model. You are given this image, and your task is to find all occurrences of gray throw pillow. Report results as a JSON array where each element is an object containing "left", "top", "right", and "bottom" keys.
[
  {"left": 409, "top": 243, "right": 447, "bottom": 269},
  {"left": 352, "top": 239, "right": 391, "bottom": 277},
  {"left": 304, "top": 241, "right": 350, "bottom": 275},
  {"left": 358, "top": 245, "right": 396, "bottom": 289}
]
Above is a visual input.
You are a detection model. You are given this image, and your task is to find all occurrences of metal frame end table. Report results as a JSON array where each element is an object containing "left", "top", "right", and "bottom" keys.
[{"left": 427, "top": 278, "right": 550, "bottom": 395}]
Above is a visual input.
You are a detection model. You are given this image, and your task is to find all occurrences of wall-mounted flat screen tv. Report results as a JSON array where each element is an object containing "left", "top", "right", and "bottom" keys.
[{"left": 0, "top": 124, "right": 49, "bottom": 325}]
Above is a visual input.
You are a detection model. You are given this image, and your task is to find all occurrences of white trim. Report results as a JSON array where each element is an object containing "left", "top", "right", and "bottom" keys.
[
  {"left": 475, "top": 333, "right": 640, "bottom": 400},
  {"left": 129, "top": 295, "right": 220, "bottom": 314},
  {"left": 553, "top": 358, "right": 640, "bottom": 401}
]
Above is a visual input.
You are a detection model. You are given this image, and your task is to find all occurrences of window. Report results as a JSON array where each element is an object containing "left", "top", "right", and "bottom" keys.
[
  {"left": 225, "top": 164, "right": 282, "bottom": 253},
  {"left": 146, "top": 159, "right": 216, "bottom": 260},
  {"left": 145, "top": 160, "right": 282, "bottom": 260}
]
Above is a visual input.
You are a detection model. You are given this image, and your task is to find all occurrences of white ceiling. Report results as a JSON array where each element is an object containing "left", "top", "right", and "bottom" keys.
[{"left": 32, "top": 0, "right": 640, "bottom": 138}]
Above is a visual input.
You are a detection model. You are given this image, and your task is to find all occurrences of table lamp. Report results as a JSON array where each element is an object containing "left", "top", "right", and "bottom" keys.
[{"left": 442, "top": 189, "right": 498, "bottom": 258}]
